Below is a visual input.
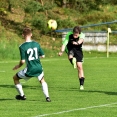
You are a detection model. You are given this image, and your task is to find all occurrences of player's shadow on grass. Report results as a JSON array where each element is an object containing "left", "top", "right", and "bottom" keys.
[
  {"left": 0, "top": 85, "right": 14, "bottom": 88},
  {"left": 0, "top": 99, "right": 14, "bottom": 101},
  {"left": 82, "top": 90, "right": 117, "bottom": 95},
  {"left": 0, "top": 84, "right": 41, "bottom": 89},
  {"left": 0, "top": 84, "right": 42, "bottom": 101}
]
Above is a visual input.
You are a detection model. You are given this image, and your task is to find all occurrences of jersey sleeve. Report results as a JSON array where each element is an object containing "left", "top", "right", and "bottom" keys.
[
  {"left": 62, "top": 31, "right": 73, "bottom": 46},
  {"left": 79, "top": 32, "right": 85, "bottom": 40},
  {"left": 19, "top": 46, "right": 25, "bottom": 60},
  {"left": 38, "top": 44, "right": 44, "bottom": 56}
]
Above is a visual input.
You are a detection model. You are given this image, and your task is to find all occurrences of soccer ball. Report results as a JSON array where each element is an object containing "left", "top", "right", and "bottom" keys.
[{"left": 47, "top": 19, "right": 57, "bottom": 30}]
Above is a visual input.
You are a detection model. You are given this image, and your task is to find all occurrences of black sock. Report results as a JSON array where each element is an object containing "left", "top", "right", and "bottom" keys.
[
  {"left": 69, "top": 58, "right": 73, "bottom": 65},
  {"left": 79, "top": 77, "right": 85, "bottom": 85}
]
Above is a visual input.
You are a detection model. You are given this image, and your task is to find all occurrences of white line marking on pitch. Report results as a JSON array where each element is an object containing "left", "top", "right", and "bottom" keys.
[
  {"left": 33, "top": 102, "right": 117, "bottom": 117},
  {"left": 0, "top": 71, "right": 5, "bottom": 72},
  {"left": 0, "top": 56, "right": 116, "bottom": 63}
]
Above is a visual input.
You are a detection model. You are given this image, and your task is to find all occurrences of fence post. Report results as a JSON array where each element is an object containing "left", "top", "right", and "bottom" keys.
[{"left": 107, "top": 27, "right": 111, "bottom": 58}]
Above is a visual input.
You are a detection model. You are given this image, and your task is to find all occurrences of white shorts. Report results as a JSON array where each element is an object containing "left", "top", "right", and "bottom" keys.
[{"left": 17, "top": 68, "right": 44, "bottom": 81}]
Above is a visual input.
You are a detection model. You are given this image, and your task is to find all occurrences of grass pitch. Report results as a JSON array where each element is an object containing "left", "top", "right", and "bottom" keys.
[{"left": 0, "top": 55, "right": 117, "bottom": 117}]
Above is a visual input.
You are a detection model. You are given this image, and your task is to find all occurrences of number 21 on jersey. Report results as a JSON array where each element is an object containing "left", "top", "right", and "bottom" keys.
[{"left": 27, "top": 47, "right": 38, "bottom": 61}]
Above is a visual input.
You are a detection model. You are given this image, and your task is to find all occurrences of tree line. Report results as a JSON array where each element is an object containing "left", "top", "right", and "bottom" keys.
[{"left": 1, "top": 0, "right": 117, "bottom": 14}]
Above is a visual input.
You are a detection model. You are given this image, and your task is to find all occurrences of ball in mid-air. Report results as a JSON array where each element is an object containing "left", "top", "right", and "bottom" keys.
[{"left": 47, "top": 19, "right": 57, "bottom": 30}]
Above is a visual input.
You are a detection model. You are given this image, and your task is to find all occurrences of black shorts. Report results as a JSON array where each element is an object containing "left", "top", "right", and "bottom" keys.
[{"left": 68, "top": 49, "right": 83, "bottom": 62}]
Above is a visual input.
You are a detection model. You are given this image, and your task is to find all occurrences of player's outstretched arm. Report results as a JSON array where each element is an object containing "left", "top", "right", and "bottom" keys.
[
  {"left": 58, "top": 45, "right": 66, "bottom": 56},
  {"left": 40, "top": 55, "right": 45, "bottom": 58},
  {"left": 13, "top": 60, "right": 25, "bottom": 70}
]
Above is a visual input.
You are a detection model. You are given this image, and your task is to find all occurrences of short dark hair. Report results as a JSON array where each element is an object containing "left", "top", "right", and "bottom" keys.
[
  {"left": 23, "top": 27, "right": 32, "bottom": 36},
  {"left": 73, "top": 26, "right": 81, "bottom": 34}
]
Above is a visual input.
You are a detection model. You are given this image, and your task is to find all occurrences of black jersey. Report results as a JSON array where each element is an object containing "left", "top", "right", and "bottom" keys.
[{"left": 67, "top": 34, "right": 83, "bottom": 52}]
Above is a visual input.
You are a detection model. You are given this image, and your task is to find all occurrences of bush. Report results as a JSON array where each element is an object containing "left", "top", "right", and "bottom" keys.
[
  {"left": 24, "top": 0, "right": 42, "bottom": 14},
  {"left": 56, "top": 17, "right": 76, "bottom": 29},
  {"left": 31, "top": 15, "right": 49, "bottom": 34}
]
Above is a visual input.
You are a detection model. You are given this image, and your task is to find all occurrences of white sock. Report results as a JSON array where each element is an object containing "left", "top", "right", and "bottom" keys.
[
  {"left": 15, "top": 84, "right": 24, "bottom": 96},
  {"left": 42, "top": 82, "right": 49, "bottom": 98}
]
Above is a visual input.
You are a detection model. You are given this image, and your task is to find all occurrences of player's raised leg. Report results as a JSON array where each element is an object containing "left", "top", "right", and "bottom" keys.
[
  {"left": 72, "top": 57, "right": 77, "bottom": 69},
  {"left": 68, "top": 50, "right": 76, "bottom": 69}
]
